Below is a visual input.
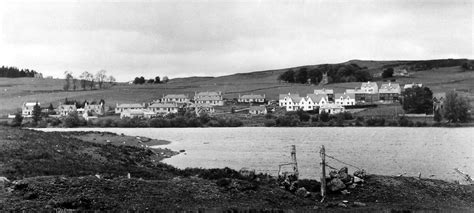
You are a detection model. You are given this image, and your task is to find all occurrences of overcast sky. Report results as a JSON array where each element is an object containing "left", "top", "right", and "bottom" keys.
[{"left": 0, "top": 0, "right": 472, "bottom": 81}]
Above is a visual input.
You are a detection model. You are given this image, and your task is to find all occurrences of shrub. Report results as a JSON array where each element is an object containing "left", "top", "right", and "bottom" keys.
[
  {"left": 319, "top": 111, "right": 330, "bottom": 122},
  {"left": 264, "top": 119, "right": 276, "bottom": 127},
  {"left": 63, "top": 112, "right": 80, "bottom": 127}
]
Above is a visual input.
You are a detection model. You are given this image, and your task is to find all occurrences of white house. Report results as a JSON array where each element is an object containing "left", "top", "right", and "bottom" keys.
[
  {"left": 194, "top": 103, "right": 215, "bottom": 116},
  {"left": 148, "top": 102, "right": 179, "bottom": 114},
  {"left": 194, "top": 91, "right": 224, "bottom": 106},
  {"left": 57, "top": 104, "right": 77, "bottom": 116},
  {"left": 115, "top": 103, "right": 146, "bottom": 114},
  {"left": 334, "top": 93, "right": 356, "bottom": 106},
  {"left": 360, "top": 81, "right": 379, "bottom": 94},
  {"left": 314, "top": 88, "right": 334, "bottom": 101},
  {"left": 379, "top": 82, "right": 401, "bottom": 102},
  {"left": 249, "top": 105, "right": 267, "bottom": 115},
  {"left": 298, "top": 94, "right": 329, "bottom": 111},
  {"left": 84, "top": 102, "right": 105, "bottom": 115},
  {"left": 403, "top": 83, "right": 423, "bottom": 90},
  {"left": 22, "top": 102, "right": 40, "bottom": 118},
  {"left": 279, "top": 93, "right": 302, "bottom": 111},
  {"left": 238, "top": 94, "right": 266, "bottom": 103},
  {"left": 320, "top": 104, "right": 345, "bottom": 114},
  {"left": 161, "top": 94, "right": 190, "bottom": 103}
]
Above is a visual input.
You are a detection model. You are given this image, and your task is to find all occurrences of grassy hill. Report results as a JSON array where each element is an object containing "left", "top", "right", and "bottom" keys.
[{"left": 0, "top": 59, "right": 473, "bottom": 117}]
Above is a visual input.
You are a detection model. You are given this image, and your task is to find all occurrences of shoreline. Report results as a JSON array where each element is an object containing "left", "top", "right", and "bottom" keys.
[{"left": 1, "top": 126, "right": 473, "bottom": 211}]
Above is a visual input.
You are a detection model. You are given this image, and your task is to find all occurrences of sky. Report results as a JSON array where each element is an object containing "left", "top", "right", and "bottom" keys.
[{"left": 0, "top": 0, "right": 472, "bottom": 82}]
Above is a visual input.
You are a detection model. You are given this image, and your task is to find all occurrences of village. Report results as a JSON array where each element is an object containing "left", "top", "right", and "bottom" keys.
[{"left": 15, "top": 79, "right": 446, "bottom": 126}]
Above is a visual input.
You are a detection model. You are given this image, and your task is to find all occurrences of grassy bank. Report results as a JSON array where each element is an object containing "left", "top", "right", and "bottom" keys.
[{"left": 0, "top": 126, "right": 473, "bottom": 211}]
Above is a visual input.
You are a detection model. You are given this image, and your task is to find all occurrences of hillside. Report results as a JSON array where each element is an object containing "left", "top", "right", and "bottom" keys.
[{"left": 0, "top": 59, "right": 473, "bottom": 116}]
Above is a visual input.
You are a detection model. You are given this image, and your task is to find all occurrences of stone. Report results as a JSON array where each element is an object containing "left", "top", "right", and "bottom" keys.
[
  {"left": 329, "top": 170, "right": 339, "bottom": 179},
  {"left": 339, "top": 167, "right": 348, "bottom": 174},
  {"left": 327, "top": 178, "right": 346, "bottom": 192},
  {"left": 337, "top": 202, "right": 347, "bottom": 208},
  {"left": 295, "top": 187, "right": 308, "bottom": 198},
  {"left": 341, "top": 189, "right": 351, "bottom": 195},
  {"left": 354, "top": 176, "right": 364, "bottom": 183},
  {"left": 353, "top": 201, "right": 367, "bottom": 207},
  {"left": 353, "top": 169, "right": 367, "bottom": 178}
]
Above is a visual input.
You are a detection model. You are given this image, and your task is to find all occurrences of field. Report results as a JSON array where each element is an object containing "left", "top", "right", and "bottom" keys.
[{"left": 1, "top": 59, "right": 473, "bottom": 117}]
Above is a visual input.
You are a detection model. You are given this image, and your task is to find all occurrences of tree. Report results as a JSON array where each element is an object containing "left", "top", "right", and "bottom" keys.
[
  {"left": 63, "top": 71, "right": 73, "bottom": 91},
  {"left": 12, "top": 113, "right": 23, "bottom": 127},
  {"left": 107, "top": 75, "right": 116, "bottom": 86},
  {"left": 147, "top": 78, "right": 155, "bottom": 84},
  {"left": 162, "top": 76, "right": 169, "bottom": 83},
  {"left": 79, "top": 71, "right": 88, "bottom": 90},
  {"left": 443, "top": 91, "right": 471, "bottom": 123},
  {"left": 32, "top": 102, "right": 42, "bottom": 123},
  {"left": 433, "top": 108, "right": 442, "bottom": 122},
  {"left": 382, "top": 68, "right": 394, "bottom": 78},
  {"left": 401, "top": 86, "right": 433, "bottom": 114},
  {"left": 154, "top": 76, "right": 161, "bottom": 84},
  {"left": 72, "top": 75, "right": 77, "bottom": 91},
  {"left": 95, "top": 70, "right": 107, "bottom": 89},
  {"left": 295, "top": 68, "right": 308, "bottom": 84}
]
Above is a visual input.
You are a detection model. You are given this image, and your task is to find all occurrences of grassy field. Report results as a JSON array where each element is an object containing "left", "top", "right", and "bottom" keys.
[{"left": 1, "top": 60, "right": 473, "bottom": 117}]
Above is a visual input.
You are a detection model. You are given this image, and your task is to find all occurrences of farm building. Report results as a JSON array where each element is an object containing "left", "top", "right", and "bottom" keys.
[{"left": 238, "top": 94, "right": 266, "bottom": 103}]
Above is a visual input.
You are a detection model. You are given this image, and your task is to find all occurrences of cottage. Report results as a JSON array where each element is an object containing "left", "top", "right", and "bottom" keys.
[
  {"left": 238, "top": 94, "right": 266, "bottom": 103},
  {"left": 403, "top": 83, "right": 423, "bottom": 90},
  {"left": 379, "top": 83, "right": 401, "bottom": 102},
  {"left": 120, "top": 109, "right": 144, "bottom": 119},
  {"left": 57, "top": 104, "right": 77, "bottom": 116},
  {"left": 279, "top": 93, "right": 302, "bottom": 111},
  {"left": 249, "top": 105, "right": 267, "bottom": 115},
  {"left": 303, "top": 94, "right": 329, "bottom": 110},
  {"left": 320, "top": 104, "right": 345, "bottom": 114},
  {"left": 84, "top": 102, "right": 105, "bottom": 115},
  {"left": 115, "top": 103, "right": 146, "bottom": 114},
  {"left": 194, "top": 103, "right": 215, "bottom": 116},
  {"left": 393, "top": 68, "right": 409, "bottom": 77},
  {"left": 314, "top": 88, "right": 334, "bottom": 101},
  {"left": 161, "top": 94, "right": 190, "bottom": 103},
  {"left": 22, "top": 102, "right": 40, "bottom": 118},
  {"left": 334, "top": 93, "right": 356, "bottom": 106},
  {"left": 148, "top": 102, "right": 179, "bottom": 114},
  {"left": 194, "top": 91, "right": 224, "bottom": 106},
  {"left": 360, "top": 81, "right": 379, "bottom": 94}
]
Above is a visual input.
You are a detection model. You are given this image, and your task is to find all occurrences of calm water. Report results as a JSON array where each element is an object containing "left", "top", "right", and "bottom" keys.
[{"left": 40, "top": 127, "right": 474, "bottom": 182}]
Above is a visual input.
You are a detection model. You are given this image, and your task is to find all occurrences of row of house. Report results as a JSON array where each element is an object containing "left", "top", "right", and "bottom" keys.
[{"left": 21, "top": 101, "right": 105, "bottom": 120}]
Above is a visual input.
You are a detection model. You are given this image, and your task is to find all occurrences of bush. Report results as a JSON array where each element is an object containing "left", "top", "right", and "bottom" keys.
[
  {"left": 264, "top": 119, "right": 276, "bottom": 127},
  {"left": 63, "top": 112, "right": 80, "bottom": 127},
  {"left": 319, "top": 111, "right": 330, "bottom": 122},
  {"left": 366, "top": 117, "right": 385, "bottom": 126},
  {"left": 398, "top": 116, "right": 414, "bottom": 127},
  {"left": 275, "top": 114, "right": 300, "bottom": 127}
]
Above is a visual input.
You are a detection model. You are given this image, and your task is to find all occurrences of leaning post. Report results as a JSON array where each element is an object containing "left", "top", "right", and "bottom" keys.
[{"left": 320, "top": 145, "right": 326, "bottom": 199}]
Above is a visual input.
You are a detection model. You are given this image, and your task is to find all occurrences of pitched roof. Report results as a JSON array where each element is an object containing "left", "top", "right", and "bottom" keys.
[
  {"left": 361, "top": 81, "right": 378, "bottom": 88},
  {"left": 240, "top": 94, "right": 265, "bottom": 99},
  {"left": 433, "top": 92, "right": 446, "bottom": 100},
  {"left": 379, "top": 83, "right": 401, "bottom": 93},
  {"left": 279, "top": 93, "right": 300, "bottom": 101},
  {"left": 24, "top": 102, "right": 39, "bottom": 107},
  {"left": 195, "top": 91, "right": 221, "bottom": 96},
  {"left": 163, "top": 94, "right": 188, "bottom": 99},
  {"left": 306, "top": 94, "right": 327, "bottom": 102},
  {"left": 334, "top": 93, "right": 355, "bottom": 99},
  {"left": 148, "top": 102, "right": 178, "bottom": 108},
  {"left": 117, "top": 103, "right": 145, "bottom": 108}
]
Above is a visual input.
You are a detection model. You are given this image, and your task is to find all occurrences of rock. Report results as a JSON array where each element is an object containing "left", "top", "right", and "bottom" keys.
[
  {"left": 341, "top": 189, "right": 351, "bottom": 195},
  {"left": 354, "top": 176, "right": 364, "bottom": 183},
  {"left": 295, "top": 187, "right": 307, "bottom": 198},
  {"left": 353, "top": 169, "right": 367, "bottom": 178},
  {"left": 339, "top": 173, "right": 353, "bottom": 184},
  {"left": 327, "top": 178, "right": 346, "bottom": 192},
  {"left": 339, "top": 167, "right": 348, "bottom": 174},
  {"left": 179, "top": 150, "right": 186, "bottom": 153},
  {"left": 348, "top": 183, "right": 357, "bottom": 189},
  {"left": 353, "top": 201, "right": 367, "bottom": 207},
  {"left": 329, "top": 170, "right": 339, "bottom": 179},
  {"left": 337, "top": 202, "right": 347, "bottom": 208}
]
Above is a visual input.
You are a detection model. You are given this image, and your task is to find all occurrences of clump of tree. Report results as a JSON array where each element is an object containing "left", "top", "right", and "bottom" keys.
[
  {"left": 401, "top": 86, "right": 433, "bottom": 114},
  {"left": 64, "top": 70, "right": 115, "bottom": 91},
  {"left": 382, "top": 67, "right": 394, "bottom": 78},
  {"left": 278, "top": 64, "right": 371, "bottom": 84},
  {"left": 442, "top": 91, "right": 471, "bottom": 123},
  {"left": 0, "top": 66, "right": 41, "bottom": 78},
  {"left": 133, "top": 76, "right": 168, "bottom": 84}
]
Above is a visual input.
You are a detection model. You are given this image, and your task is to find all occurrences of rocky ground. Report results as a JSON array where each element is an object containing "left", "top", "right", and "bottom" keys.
[{"left": 0, "top": 126, "right": 473, "bottom": 211}]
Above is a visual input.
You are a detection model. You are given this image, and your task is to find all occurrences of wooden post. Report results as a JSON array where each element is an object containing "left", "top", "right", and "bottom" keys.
[{"left": 320, "top": 145, "right": 326, "bottom": 199}]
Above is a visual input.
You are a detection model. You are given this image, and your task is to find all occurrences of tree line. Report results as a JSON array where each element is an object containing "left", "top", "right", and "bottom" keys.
[
  {"left": 278, "top": 64, "right": 372, "bottom": 84},
  {"left": 0, "top": 66, "right": 41, "bottom": 78},
  {"left": 63, "top": 70, "right": 115, "bottom": 91},
  {"left": 132, "top": 76, "right": 169, "bottom": 84}
]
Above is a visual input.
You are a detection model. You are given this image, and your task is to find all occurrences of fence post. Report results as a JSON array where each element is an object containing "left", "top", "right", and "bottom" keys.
[{"left": 320, "top": 145, "right": 326, "bottom": 199}]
